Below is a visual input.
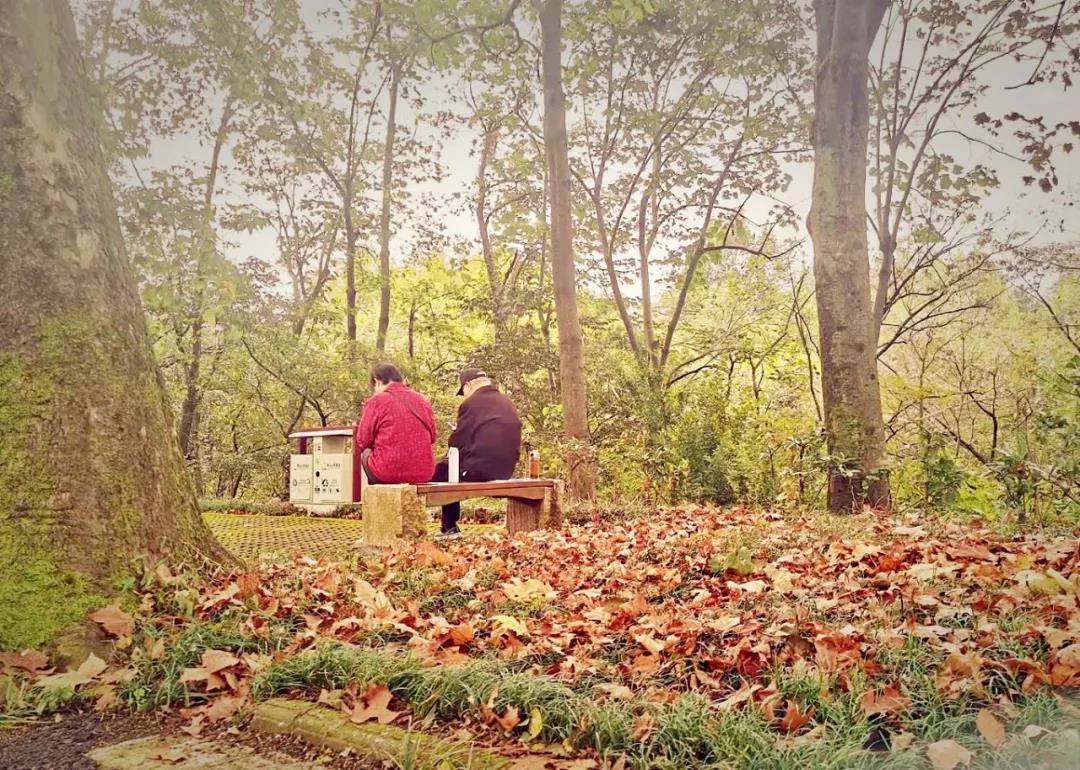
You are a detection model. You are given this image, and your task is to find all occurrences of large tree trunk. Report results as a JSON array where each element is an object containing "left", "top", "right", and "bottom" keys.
[
  {"left": 375, "top": 60, "right": 400, "bottom": 354},
  {"left": 807, "top": 0, "right": 890, "bottom": 511},
  {"left": 0, "top": 0, "right": 229, "bottom": 651},
  {"left": 537, "top": 0, "right": 596, "bottom": 501}
]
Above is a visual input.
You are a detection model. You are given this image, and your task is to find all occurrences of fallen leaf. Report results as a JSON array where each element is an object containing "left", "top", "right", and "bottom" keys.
[
  {"left": 1059, "top": 644, "right": 1080, "bottom": 668},
  {"left": 94, "top": 687, "right": 118, "bottom": 712},
  {"left": 632, "top": 711, "right": 655, "bottom": 741},
  {"left": 926, "top": 739, "right": 973, "bottom": 770},
  {"left": 35, "top": 653, "right": 108, "bottom": 691},
  {"left": 778, "top": 700, "right": 815, "bottom": 733},
  {"left": 495, "top": 705, "right": 521, "bottom": 732},
  {"left": 180, "top": 715, "right": 206, "bottom": 736},
  {"left": 449, "top": 623, "right": 475, "bottom": 647},
  {"left": 149, "top": 745, "right": 190, "bottom": 764},
  {"left": 491, "top": 615, "right": 529, "bottom": 637},
  {"left": 89, "top": 604, "right": 135, "bottom": 638},
  {"left": 597, "top": 683, "right": 634, "bottom": 701},
  {"left": 861, "top": 686, "right": 911, "bottom": 717},
  {"left": 504, "top": 578, "right": 556, "bottom": 603},
  {"left": 975, "top": 709, "right": 1007, "bottom": 748},
  {"left": 630, "top": 652, "right": 660, "bottom": 676},
  {"left": 0, "top": 649, "right": 49, "bottom": 672},
  {"left": 633, "top": 633, "right": 666, "bottom": 655},
  {"left": 204, "top": 694, "right": 244, "bottom": 722},
  {"left": 200, "top": 649, "right": 241, "bottom": 674},
  {"left": 350, "top": 685, "right": 400, "bottom": 726},
  {"left": 526, "top": 706, "right": 544, "bottom": 740},
  {"left": 1021, "top": 724, "right": 1051, "bottom": 741}
]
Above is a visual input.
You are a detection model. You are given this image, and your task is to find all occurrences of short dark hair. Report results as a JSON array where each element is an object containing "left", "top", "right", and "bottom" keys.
[{"left": 371, "top": 362, "right": 403, "bottom": 385}]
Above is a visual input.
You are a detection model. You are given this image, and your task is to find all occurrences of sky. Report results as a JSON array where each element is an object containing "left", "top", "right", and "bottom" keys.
[{"left": 109, "top": 0, "right": 1080, "bottom": 302}]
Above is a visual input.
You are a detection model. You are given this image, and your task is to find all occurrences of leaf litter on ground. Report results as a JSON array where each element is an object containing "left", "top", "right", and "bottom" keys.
[{"left": 5, "top": 506, "right": 1079, "bottom": 767}]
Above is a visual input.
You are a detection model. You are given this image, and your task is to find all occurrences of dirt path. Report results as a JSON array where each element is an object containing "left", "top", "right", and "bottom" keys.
[{"left": 0, "top": 710, "right": 381, "bottom": 770}]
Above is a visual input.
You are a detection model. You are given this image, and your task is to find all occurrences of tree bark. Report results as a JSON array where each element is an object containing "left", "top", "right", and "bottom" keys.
[
  {"left": 177, "top": 97, "right": 233, "bottom": 464},
  {"left": 475, "top": 127, "right": 507, "bottom": 340},
  {"left": 375, "top": 60, "right": 399, "bottom": 354},
  {"left": 344, "top": 186, "right": 358, "bottom": 348},
  {"left": 537, "top": 0, "right": 595, "bottom": 501},
  {"left": 0, "top": 0, "right": 229, "bottom": 650},
  {"left": 807, "top": 0, "right": 891, "bottom": 511}
]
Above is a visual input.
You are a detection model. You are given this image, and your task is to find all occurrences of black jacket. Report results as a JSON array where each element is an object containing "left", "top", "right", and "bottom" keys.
[{"left": 449, "top": 386, "right": 522, "bottom": 480}]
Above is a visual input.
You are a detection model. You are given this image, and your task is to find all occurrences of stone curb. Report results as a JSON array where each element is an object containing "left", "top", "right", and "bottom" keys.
[{"left": 251, "top": 698, "right": 510, "bottom": 770}]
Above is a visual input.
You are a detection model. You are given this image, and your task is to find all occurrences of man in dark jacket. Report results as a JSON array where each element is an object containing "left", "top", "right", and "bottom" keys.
[{"left": 431, "top": 368, "right": 522, "bottom": 538}]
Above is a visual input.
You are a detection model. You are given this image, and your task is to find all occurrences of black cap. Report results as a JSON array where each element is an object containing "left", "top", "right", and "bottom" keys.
[{"left": 456, "top": 368, "right": 487, "bottom": 395}]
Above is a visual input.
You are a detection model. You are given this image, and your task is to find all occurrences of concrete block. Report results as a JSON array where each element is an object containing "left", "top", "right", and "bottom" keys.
[
  {"left": 362, "top": 485, "right": 427, "bottom": 546},
  {"left": 251, "top": 698, "right": 508, "bottom": 770}
]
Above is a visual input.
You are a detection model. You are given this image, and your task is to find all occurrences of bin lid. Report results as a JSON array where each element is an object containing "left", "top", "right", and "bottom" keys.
[{"left": 289, "top": 426, "right": 355, "bottom": 439}]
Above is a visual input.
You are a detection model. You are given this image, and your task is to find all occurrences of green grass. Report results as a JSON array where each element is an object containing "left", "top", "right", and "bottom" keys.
[
  {"left": 248, "top": 643, "right": 1080, "bottom": 769},
  {"left": 119, "top": 621, "right": 284, "bottom": 710}
]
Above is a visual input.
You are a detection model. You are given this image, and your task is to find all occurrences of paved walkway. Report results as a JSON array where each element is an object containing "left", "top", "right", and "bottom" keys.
[
  {"left": 204, "top": 512, "right": 501, "bottom": 562},
  {"left": 203, "top": 513, "right": 365, "bottom": 561}
]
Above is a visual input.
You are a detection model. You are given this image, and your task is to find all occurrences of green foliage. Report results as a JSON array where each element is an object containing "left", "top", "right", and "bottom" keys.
[{"left": 69, "top": 0, "right": 1080, "bottom": 528}]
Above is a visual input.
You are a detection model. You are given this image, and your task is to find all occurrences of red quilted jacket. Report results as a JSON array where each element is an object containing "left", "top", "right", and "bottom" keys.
[{"left": 355, "top": 382, "right": 437, "bottom": 483}]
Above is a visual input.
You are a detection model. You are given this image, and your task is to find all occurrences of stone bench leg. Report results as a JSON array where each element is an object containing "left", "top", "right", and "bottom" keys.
[
  {"left": 506, "top": 481, "right": 563, "bottom": 534},
  {"left": 362, "top": 485, "right": 426, "bottom": 545}
]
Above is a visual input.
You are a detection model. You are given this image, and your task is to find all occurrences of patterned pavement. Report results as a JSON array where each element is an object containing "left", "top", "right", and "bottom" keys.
[{"left": 203, "top": 512, "right": 501, "bottom": 562}]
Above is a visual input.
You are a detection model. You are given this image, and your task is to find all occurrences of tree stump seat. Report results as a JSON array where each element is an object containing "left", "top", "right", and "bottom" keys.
[{"left": 361, "top": 479, "right": 563, "bottom": 546}]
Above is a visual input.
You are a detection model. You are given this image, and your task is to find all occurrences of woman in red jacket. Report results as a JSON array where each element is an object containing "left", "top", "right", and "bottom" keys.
[{"left": 355, "top": 362, "right": 436, "bottom": 484}]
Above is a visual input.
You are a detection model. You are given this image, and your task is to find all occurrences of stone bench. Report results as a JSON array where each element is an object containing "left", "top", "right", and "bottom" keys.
[{"left": 361, "top": 479, "right": 562, "bottom": 546}]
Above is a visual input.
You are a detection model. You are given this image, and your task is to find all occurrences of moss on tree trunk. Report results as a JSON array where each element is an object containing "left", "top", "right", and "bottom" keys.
[{"left": 0, "top": 0, "right": 229, "bottom": 651}]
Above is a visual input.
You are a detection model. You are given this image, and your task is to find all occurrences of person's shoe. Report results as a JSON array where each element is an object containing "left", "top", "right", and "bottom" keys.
[{"left": 435, "top": 527, "right": 463, "bottom": 541}]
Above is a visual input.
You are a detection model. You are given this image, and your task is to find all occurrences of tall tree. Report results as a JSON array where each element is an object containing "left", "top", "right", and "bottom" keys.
[
  {"left": 0, "top": 0, "right": 226, "bottom": 650},
  {"left": 807, "top": 0, "right": 890, "bottom": 511},
  {"left": 536, "top": 0, "right": 596, "bottom": 500}
]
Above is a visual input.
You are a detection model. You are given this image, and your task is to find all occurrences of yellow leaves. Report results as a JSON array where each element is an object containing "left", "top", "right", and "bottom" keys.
[
  {"left": 503, "top": 578, "right": 557, "bottom": 603},
  {"left": 491, "top": 615, "right": 529, "bottom": 637},
  {"left": 354, "top": 578, "right": 393, "bottom": 609},
  {"left": 1015, "top": 569, "right": 1074, "bottom": 596},
  {"left": 709, "top": 546, "right": 756, "bottom": 576},
  {"left": 926, "top": 739, "right": 973, "bottom": 770},
  {"left": 526, "top": 706, "right": 544, "bottom": 740}
]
